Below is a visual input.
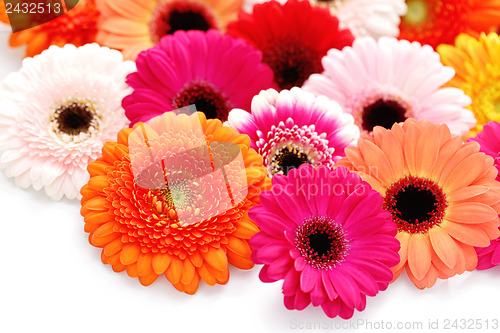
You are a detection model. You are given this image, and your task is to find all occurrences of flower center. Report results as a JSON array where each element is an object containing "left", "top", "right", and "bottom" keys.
[
  {"left": 384, "top": 176, "right": 448, "bottom": 234},
  {"left": 474, "top": 81, "right": 500, "bottom": 127},
  {"left": 272, "top": 147, "right": 309, "bottom": 176},
  {"left": 50, "top": 101, "right": 101, "bottom": 143},
  {"left": 149, "top": 0, "right": 219, "bottom": 44},
  {"left": 361, "top": 98, "right": 411, "bottom": 132},
  {"left": 172, "top": 81, "right": 232, "bottom": 120},
  {"left": 295, "top": 216, "right": 348, "bottom": 270},
  {"left": 263, "top": 40, "right": 322, "bottom": 90},
  {"left": 404, "top": 0, "right": 429, "bottom": 25},
  {"left": 257, "top": 122, "right": 335, "bottom": 177}
]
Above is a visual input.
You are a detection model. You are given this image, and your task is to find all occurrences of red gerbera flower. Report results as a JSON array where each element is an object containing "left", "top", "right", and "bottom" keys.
[
  {"left": 227, "top": 0, "right": 354, "bottom": 90},
  {"left": 399, "top": 0, "right": 500, "bottom": 49}
]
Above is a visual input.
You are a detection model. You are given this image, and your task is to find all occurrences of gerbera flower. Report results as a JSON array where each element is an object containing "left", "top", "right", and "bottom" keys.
[
  {"left": 123, "top": 29, "right": 275, "bottom": 126},
  {"left": 0, "top": 0, "right": 99, "bottom": 57},
  {"left": 96, "top": 0, "right": 242, "bottom": 60},
  {"left": 249, "top": 164, "right": 400, "bottom": 319},
  {"left": 468, "top": 121, "right": 500, "bottom": 269},
  {"left": 438, "top": 32, "right": 500, "bottom": 136},
  {"left": 399, "top": 0, "right": 500, "bottom": 49},
  {"left": 227, "top": 87, "right": 359, "bottom": 177},
  {"left": 80, "top": 111, "right": 270, "bottom": 293},
  {"left": 303, "top": 37, "right": 475, "bottom": 136},
  {"left": 0, "top": 43, "right": 135, "bottom": 200},
  {"left": 336, "top": 119, "right": 500, "bottom": 289},
  {"left": 309, "top": 0, "right": 407, "bottom": 39},
  {"left": 227, "top": 0, "right": 354, "bottom": 90}
]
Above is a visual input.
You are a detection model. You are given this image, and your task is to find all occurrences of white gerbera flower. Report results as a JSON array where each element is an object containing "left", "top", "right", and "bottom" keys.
[
  {"left": 0, "top": 43, "right": 136, "bottom": 200},
  {"left": 310, "top": 0, "right": 407, "bottom": 39}
]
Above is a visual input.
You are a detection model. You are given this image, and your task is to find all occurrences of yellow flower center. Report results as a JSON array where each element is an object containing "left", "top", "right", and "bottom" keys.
[
  {"left": 474, "top": 80, "right": 500, "bottom": 127},
  {"left": 404, "top": 0, "right": 429, "bottom": 26}
]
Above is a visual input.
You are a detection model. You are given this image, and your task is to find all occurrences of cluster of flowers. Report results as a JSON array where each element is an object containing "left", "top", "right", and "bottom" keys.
[{"left": 1, "top": 0, "right": 500, "bottom": 320}]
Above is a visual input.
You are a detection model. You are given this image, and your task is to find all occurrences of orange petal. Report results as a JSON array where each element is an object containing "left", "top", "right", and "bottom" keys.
[
  {"left": 446, "top": 202, "right": 498, "bottom": 223},
  {"left": 232, "top": 219, "right": 260, "bottom": 239},
  {"left": 416, "top": 125, "right": 440, "bottom": 177},
  {"left": 189, "top": 252, "right": 204, "bottom": 267},
  {"left": 359, "top": 139, "right": 394, "bottom": 185},
  {"left": 103, "top": 238, "right": 124, "bottom": 257},
  {"left": 403, "top": 121, "right": 421, "bottom": 175},
  {"left": 380, "top": 130, "right": 405, "bottom": 180},
  {"left": 227, "top": 249, "right": 254, "bottom": 269},
  {"left": 197, "top": 264, "right": 216, "bottom": 286},
  {"left": 437, "top": 143, "right": 479, "bottom": 185},
  {"left": 84, "top": 211, "right": 114, "bottom": 225},
  {"left": 407, "top": 233, "right": 432, "bottom": 281},
  {"left": 165, "top": 256, "right": 183, "bottom": 285},
  {"left": 152, "top": 253, "right": 172, "bottom": 275},
  {"left": 137, "top": 253, "right": 153, "bottom": 277},
  {"left": 447, "top": 185, "right": 489, "bottom": 202},
  {"left": 126, "top": 263, "right": 138, "bottom": 278},
  {"left": 181, "top": 260, "right": 196, "bottom": 285},
  {"left": 182, "top": 274, "right": 201, "bottom": 295},
  {"left": 430, "top": 137, "right": 462, "bottom": 179},
  {"left": 120, "top": 244, "right": 141, "bottom": 265},
  {"left": 442, "top": 153, "right": 491, "bottom": 192},
  {"left": 139, "top": 274, "right": 159, "bottom": 286},
  {"left": 455, "top": 241, "right": 478, "bottom": 271},
  {"left": 393, "top": 231, "right": 410, "bottom": 271},
  {"left": 441, "top": 220, "right": 491, "bottom": 247},
  {"left": 429, "top": 227, "right": 458, "bottom": 268},
  {"left": 201, "top": 247, "right": 228, "bottom": 271},
  {"left": 226, "top": 237, "right": 251, "bottom": 257},
  {"left": 84, "top": 197, "right": 108, "bottom": 211}
]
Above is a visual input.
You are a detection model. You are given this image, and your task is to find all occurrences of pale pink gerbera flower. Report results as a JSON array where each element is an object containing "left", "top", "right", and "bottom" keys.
[
  {"left": 227, "top": 87, "right": 359, "bottom": 177},
  {"left": 303, "top": 37, "right": 476, "bottom": 136},
  {"left": 0, "top": 44, "right": 135, "bottom": 200}
]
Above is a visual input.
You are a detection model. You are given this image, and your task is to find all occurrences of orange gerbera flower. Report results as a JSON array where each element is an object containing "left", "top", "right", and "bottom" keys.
[
  {"left": 336, "top": 119, "right": 500, "bottom": 289},
  {"left": 80, "top": 112, "right": 270, "bottom": 294},
  {"left": 399, "top": 0, "right": 500, "bottom": 49},
  {"left": 96, "top": 0, "right": 242, "bottom": 60},
  {"left": 0, "top": 0, "right": 99, "bottom": 57}
]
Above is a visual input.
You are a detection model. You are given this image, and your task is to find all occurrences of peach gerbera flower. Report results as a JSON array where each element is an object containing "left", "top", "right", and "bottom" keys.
[
  {"left": 336, "top": 119, "right": 500, "bottom": 289},
  {"left": 0, "top": 0, "right": 99, "bottom": 57},
  {"left": 81, "top": 112, "right": 270, "bottom": 294},
  {"left": 96, "top": 0, "right": 242, "bottom": 60}
]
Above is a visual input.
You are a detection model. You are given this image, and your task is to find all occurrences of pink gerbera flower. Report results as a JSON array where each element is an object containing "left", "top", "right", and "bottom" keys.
[
  {"left": 303, "top": 37, "right": 476, "bottom": 136},
  {"left": 249, "top": 164, "right": 400, "bottom": 319},
  {"left": 468, "top": 121, "right": 500, "bottom": 269},
  {"left": 123, "top": 29, "right": 275, "bottom": 125},
  {"left": 227, "top": 87, "right": 359, "bottom": 177}
]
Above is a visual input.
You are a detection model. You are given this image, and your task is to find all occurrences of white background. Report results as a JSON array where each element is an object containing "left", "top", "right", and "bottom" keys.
[{"left": 0, "top": 24, "right": 499, "bottom": 333}]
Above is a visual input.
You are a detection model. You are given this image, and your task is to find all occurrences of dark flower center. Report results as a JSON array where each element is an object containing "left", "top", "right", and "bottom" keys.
[
  {"left": 149, "top": 0, "right": 218, "bottom": 43},
  {"left": 384, "top": 176, "right": 448, "bottom": 233},
  {"left": 295, "top": 216, "right": 348, "bottom": 270},
  {"left": 270, "top": 146, "right": 310, "bottom": 176},
  {"left": 263, "top": 40, "right": 322, "bottom": 90},
  {"left": 52, "top": 102, "right": 97, "bottom": 136},
  {"left": 172, "top": 81, "right": 231, "bottom": 120},
  {"left": 361, "top": 98, "right": 409, "bottom": 132}
]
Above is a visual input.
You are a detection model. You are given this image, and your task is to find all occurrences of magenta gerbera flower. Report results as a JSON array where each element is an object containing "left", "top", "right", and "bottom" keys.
[
  {"left": 249, "top": 164, "right": 400, "bottom": 319},
  {"left": 227, "top": 87, "right": 359, "bottom": 177},
  {"left": 123, "top": 29, "right": 275, "bottom": 125},
  {"left": 468, "top": 121, "right": 500, "bottom": 270}
]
